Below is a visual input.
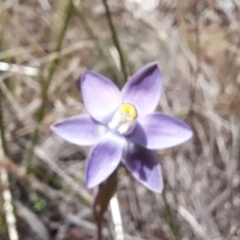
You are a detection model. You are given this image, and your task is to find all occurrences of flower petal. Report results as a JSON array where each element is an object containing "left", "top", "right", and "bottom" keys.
[
  {"left": 128, "top": 113, "right": 193, "bottom": 149},
  {"left": 51, "top": 114, "right": 106, "bottom": 146},
  {"left": 121, "top": 62, "right": 162, "bottom": 115},
  {"left": 81, "top": 71, "right": 122, "bottom": 123},
  {"left": 86, "top": 132, "right": 126, "bottom": 188},
  {"left": 123, "top": 144, "right": 163, "bottom": 192}
]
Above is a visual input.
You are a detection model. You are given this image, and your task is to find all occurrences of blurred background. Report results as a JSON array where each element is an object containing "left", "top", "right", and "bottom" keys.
[{"left": 0, "top": 0, "right": 240, "bottom": 239}]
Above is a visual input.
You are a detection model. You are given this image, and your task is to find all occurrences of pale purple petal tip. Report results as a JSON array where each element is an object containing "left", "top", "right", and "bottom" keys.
[
  {"left": 123, "top": 144, "right": 163, "bottom": 193},
  {"left": 121, "top": 62, "right": 162, "bottom": 115},
  {"left": 81, "top": 71, "right": 122, "bottom": 124},
  {"left": 128, "top": 113, "right": 193, "bottom": 150},
  {"left": 85, "top": 132, "right": 126, "bottom": 188},
  {"left": 51, "top": 114, "right": 106, "bottom": 146}
]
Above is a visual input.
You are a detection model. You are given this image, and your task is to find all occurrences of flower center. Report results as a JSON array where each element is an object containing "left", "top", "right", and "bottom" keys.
[{"left": 108, "top": 103, "right": 138, "bottom": 135}]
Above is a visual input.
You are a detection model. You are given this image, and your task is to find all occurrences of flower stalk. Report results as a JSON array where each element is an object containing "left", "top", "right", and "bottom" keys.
[
  {"left": 93, "top": 171, "right": 118, "bottom": 240},
  {"left": 102, "top": 0, "right": 128, "bottom": 82},
  {"left": 73, "top": 7, "right": 120, "bottom": 84}
]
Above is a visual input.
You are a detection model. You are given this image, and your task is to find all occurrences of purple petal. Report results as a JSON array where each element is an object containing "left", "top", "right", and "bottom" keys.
[
  {"left": 81, "top": 71, "right": 122, "bottom": 124},
  {"left": 123, "top": 144, "right": 163, "bottom": 192},
  {"left": 128, "top": 113, "right": 193, "bottom": 149},
  {"left": 51, "top": 114, "right": 106, "bottom": 146},
  {"left": 86, "top": 132, "right": 126, "bottom": 188},
  {"left": 121, "top": 62, "right": 162, "bottom": 115}
]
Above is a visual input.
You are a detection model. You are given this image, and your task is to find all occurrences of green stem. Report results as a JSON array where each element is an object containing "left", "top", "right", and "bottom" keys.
[
  {"left": 26, "top": 0, "right": 74, "bottom": 172},
  {"left": 0, "top": 90, "right": 8, "bottom": 155},
  {"left": 162, "top": 190, "right": 180, "bottom": 237},
  {"left": 0, "top": 2, "right": 8, "bottom": 155},
  {"left": 74, "top": 8, "right": 119, "bottom": 84},
  {"left": 102, "top": 0, "right": 128, "bottom": 81}
]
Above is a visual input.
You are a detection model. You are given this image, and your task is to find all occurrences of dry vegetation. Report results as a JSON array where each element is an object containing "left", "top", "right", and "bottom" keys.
[{"left": 0, "top": 0, "right": 240, "bottom": 239}]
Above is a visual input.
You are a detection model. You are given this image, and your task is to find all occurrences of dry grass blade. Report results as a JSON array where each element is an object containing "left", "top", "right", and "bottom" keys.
[
  {"left": 0, "top": 158, "right": 18, "bottom": 240},
  {"left": 0, "top": 104, "right": 18, "bottom": 240},
  {"left": 178, "top": 206, "right": 209, "bottom": 240},
  {"left": 110, "top": 194, "right": 124, "bottom": 240},
  {"left": 0, "top": 62, "right": 38, "bottom": 76}
]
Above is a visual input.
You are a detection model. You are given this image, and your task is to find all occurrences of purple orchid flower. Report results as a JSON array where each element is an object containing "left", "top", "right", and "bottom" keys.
[{"left": 51, "top": 62, "right": 193, "bottom": 192}]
